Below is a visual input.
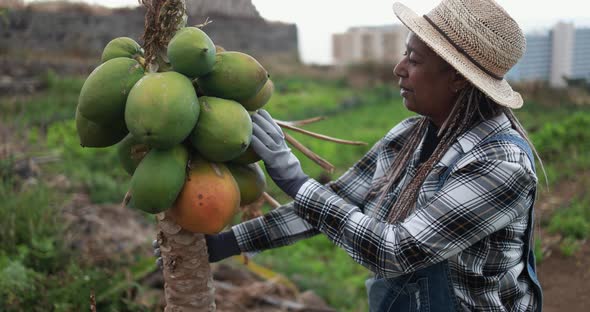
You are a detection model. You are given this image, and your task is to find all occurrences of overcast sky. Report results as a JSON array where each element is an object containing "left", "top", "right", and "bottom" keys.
[{"left": 25, "top": 0, "right": 590, "bottom": 64}]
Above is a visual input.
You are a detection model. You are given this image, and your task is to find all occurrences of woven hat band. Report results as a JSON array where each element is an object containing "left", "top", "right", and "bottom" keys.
[
  {"left": 423, "top": 15, "right": 503, "bottom": 80},
  {"left": 422, "top": 0, "right": 526, "bottom": 80}
]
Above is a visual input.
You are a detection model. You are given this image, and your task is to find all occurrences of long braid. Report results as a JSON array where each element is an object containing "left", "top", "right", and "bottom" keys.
[
  {"left": 387, "top": 86, "right": 484, "bottom": 222},
  {"left": 369, "top": 86, "right": 543, "bottom": 228},
  {"left": 369, "top": 118, "right": 429, "bottom": 210},
  {"left": 368, "top": 85, "right": 497, "bottom": 223}
]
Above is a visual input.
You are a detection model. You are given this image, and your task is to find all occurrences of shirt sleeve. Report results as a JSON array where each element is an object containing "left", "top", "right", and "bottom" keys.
[
  {"left": 232, "top": 137, "right": 385, "bottom": 253},
  {"left": 293, "top": 157, "right": 536, "bottom": 278}
]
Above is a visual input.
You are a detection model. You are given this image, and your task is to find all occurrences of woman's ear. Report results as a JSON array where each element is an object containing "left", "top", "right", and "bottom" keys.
[{"left": 450, "top": 71, "right": 469, "bottom": 93}]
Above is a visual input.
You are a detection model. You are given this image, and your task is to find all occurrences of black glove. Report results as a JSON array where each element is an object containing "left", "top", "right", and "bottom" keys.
[
  {"left": 153, "top": 230, "right": 241, "bottom": 267},
  {"left": 205, "top": 231, "right": 241, "bottom": 262}
]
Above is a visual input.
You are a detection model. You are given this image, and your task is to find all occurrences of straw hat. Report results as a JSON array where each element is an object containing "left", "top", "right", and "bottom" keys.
[{"left": 393, "top": 0, "right": 526, "bottom": 108}]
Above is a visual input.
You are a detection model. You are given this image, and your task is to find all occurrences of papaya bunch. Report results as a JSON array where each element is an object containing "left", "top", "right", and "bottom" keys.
[{"left": 75, "top": 28, "right": 273, "bottom": 234}]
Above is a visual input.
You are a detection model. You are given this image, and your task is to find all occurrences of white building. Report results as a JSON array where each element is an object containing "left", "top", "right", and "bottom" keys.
[
  {"left": 506, "top": 22, "right": 590, "bottom": 88},
  {"left": 332, "top": 25, "right": 408, "bottom": 66},
  {"left": 334, "top": 22, "right": 590, "bottom": 88}
]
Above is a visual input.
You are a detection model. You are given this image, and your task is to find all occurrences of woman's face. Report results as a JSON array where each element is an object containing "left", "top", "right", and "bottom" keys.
[{"left": 393, "top": 33, "right": 463, "bottom": 127}]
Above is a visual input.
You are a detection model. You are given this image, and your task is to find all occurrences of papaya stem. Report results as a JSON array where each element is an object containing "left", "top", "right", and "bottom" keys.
[
  {"left": 194, "top": 17, "right": 213, "bottom": 29},
  {"left": 140, "top": 0, "right": 187, "bottom": 71},
  {"left": 275, "top": 120, "right": 367, "bottom": 146},
  {"left": 281, "top": 116, "right": 326, "bottom": 127},
  {"left": 262, "top": 192, "right": 281, "bottom": 209},
  {"left": 121, "top": 190, "right": 132, "bottom": 209},
  {"left": 284, "top": 133, "right": 335, "bottom": 173}
]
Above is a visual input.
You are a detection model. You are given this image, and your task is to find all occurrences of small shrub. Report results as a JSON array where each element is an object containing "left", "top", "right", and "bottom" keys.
[
  {"left": 548, "top": 198, "right": 590, "bottom": 240},
  {"left": 559, "top": 237, "right": 582, "bottom": 257}
]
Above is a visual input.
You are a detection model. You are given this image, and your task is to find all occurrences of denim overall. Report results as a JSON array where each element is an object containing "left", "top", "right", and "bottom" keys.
[{"left": 366, "top": 134, "right": 543, "bottom": 312}]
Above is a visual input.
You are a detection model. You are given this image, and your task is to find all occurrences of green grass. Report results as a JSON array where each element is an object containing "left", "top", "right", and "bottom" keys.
[
  {"left": 0, "top": 179, "right": 65, "bottom": 271},
  {"left": 43, "top": 119, "right": 130, "bottom": 203},
  {"left": 0, "top": 175, "right": 155, "bottom": 311},
  {"left": 548, "top": 197, "right": 590, "bottom": 240},
  {"left": 547, "top": 195, "right": 590, "bottom": 257},
  {"left": 0, "top": 71, "right": 82, "bottom": 130},
  {"left": 251, "top": 235, "right": 372, "bottom": 312}
]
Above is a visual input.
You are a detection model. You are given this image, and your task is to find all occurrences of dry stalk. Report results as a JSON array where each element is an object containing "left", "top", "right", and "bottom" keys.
[
  {"left": 262, "top": 192, "right": 281, "bottom": 209},
  {"left": 121, "top": 190, "right": 132, "bottom": 209},
  {"left": 275, "top": 119, "right": 367, "bottom": 146},
  {"left": 284, "top": 133, "right": 335, "bottom": 173},
  {"left": 240, "top": 195, "right": 265, "bottom": 222},
  {"left": 140, "top": 0, "right": 187, "bottom": 72},
  {"left": 90, "top": 290, "right": 97, "bottom": 312},
  {"left": 281, "top": 116, "right": 325, "bottom": 127}
]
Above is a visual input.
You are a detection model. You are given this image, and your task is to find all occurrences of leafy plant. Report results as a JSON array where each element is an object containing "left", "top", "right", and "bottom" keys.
[
  {"left": 44, "top": 119, "right": 129, "bottom": 203},
  {"left": 548, "top": 197, "right": 590, "bottom": 240}
]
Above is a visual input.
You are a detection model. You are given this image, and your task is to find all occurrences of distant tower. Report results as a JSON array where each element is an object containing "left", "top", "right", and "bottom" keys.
[
  {"left": 550, "top": 22, "right": 575, "bottom": 88},
  {"left": 506, "top": 22, "right": 590, "bottom": 88}
]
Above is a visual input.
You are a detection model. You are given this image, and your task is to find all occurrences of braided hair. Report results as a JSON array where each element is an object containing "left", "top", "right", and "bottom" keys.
[{"left": 369, "top": 85, "right": 543, "bottom": 223}]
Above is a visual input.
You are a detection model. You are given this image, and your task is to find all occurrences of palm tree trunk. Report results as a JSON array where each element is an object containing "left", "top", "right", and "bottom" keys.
[{"left": 157, "top": 212, "right": 215, "bottom": 311}]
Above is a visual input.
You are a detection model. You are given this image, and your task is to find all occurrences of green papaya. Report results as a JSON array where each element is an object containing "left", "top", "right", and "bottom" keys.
[
  {"left": 116, "top": 133, "right": 150, "bottom": 175},
  {"left": 189, "top": 96, "right": 252, "bottom": 162},
  {"left": 75, "top": 108, "right": 127, "bottom": 148},
  {"left": 230, "top": 145, "right": 261, "bottom": 165},
  {"left": 130, "top": 145, "right": 188, "bottom": 214},
  {"left": 240, "top": 78, "right": 274, "bottom": 111},
  {"left": 227, "top": 162, "right": 266, "bottom": 205},
  {"left": 167, "top": 27, "right": 216, "bottom": 78},
  {"left": 101, "top": 37, "right": 143, "bottom": 63},
  {"left": 198, "top": 51, "right": 268, "bottom": 102},
  {"left": 78, "top": 57, "right": 144, "bottom": 124},
  {"left": 125, "top": 71, "right": 200, "bottom": 149}
]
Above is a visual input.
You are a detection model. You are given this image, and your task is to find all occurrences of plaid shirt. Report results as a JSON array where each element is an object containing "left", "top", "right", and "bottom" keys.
[{"left": 233, "top": 113, "right": 539, "bottom": 311}]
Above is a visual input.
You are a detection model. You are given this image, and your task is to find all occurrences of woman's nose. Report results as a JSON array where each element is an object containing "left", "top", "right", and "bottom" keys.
[{"left": 393, "top": 61, "right": 407, "bottom": 78}]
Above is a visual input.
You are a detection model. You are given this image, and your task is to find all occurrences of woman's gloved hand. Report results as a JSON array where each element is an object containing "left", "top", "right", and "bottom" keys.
[
  {"left": 153, "top": 230, "right": 241, "bottom": 268},
  {"left": 250, "top": 109, "right": 309, "bottom": 198}
]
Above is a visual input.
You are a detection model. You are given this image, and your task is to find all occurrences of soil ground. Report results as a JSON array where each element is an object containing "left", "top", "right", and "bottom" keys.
[{"left": 537, "top": 242, "right": 590, "bottom": 312}]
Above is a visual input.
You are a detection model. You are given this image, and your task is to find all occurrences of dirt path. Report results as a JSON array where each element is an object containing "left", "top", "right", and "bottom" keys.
[
  {"left": 534, "top": 172, "right": 590, "bottom": 312},
  {"left": 537, "top": 240, "right": 590, "bottom": 312}
]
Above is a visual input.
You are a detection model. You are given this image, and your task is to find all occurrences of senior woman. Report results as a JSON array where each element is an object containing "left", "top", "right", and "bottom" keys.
[{"left": 156, "top": 0, "right": 543, "bottom": 310}]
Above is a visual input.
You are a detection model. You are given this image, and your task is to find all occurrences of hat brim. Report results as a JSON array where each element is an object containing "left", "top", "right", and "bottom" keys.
[{"left": 393, "top": 2, "right": 523, "bottom": 109}]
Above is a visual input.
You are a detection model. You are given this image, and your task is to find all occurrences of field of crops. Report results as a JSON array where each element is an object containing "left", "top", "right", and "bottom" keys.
[{"left": 1, "top": 72, "right": 589, "bottom": 311}]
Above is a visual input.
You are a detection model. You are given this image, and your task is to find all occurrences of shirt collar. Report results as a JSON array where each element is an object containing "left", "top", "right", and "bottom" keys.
[{"left": 406, "top": 113, "right": 511, "bottom": 169}]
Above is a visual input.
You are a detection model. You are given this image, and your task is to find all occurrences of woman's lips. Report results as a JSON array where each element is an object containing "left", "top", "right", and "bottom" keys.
[{"left": 400, "top": 87, "right": 413, "bottom": 97}]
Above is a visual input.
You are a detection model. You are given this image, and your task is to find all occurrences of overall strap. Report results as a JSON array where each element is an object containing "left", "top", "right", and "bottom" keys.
[
  {"left": 475, "top": 133, "right": 543, "bottom": 311},
  {"left": 481, "top": 133, "right": 536, "bottom": 173}
]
